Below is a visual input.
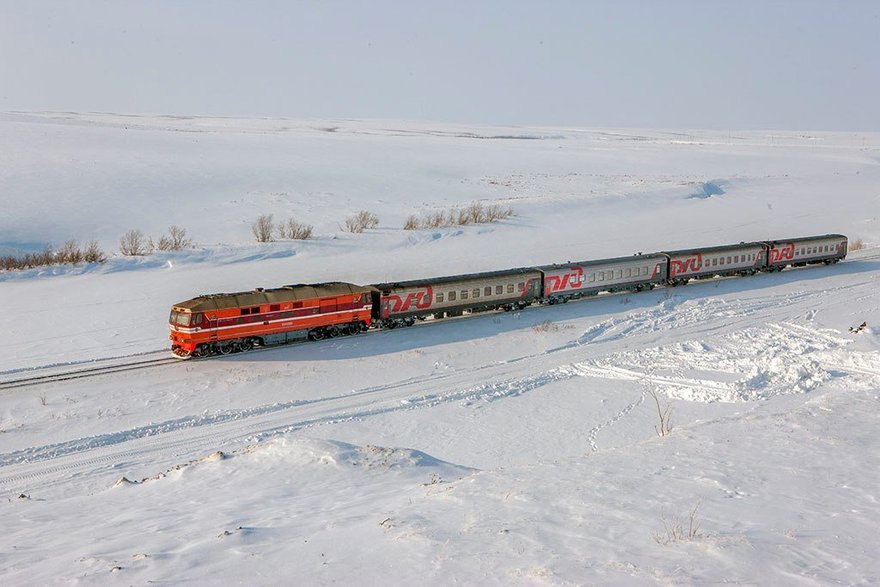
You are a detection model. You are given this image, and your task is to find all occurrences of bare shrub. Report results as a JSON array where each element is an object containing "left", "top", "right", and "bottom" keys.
[
  {"left": 465, "top": 202, "right": 486, "bottom": 224},
  {"left": 252, "top": 215, "right": 275, "bottom": 243},
  {"left": 57, "top": 240, "right": 83, "bottom": 264},
  {"left": 31, "top": 247, "right": 54, "bottom": 267},
  {"left": 532, "top": 320, "right": 559, "bottom": 333},
  {"left": 654, "top": 502, "right": 702, "bottom": 545},
  {"left": 849, "top": 238, "right": 865, "bottom": 251},
  {"left": 424, "top": 211, "right": 448, "bottom": 229},
  {"left": 403, "top": 215, "right": 420, "bottom": 231},
  {"left": 484, "top": 203, "right": 514, "bottom": 222},
  {"left": 645, "top": 385, "right": 673, "bottom": 437},
  {"left": 83, "top": 240, "right": 106, "bottom": 263},
  {"left": 157, "top": 225, "right": 193, "bottom": 251},
  {"left": 277, "top": 218, "right": 314, "bottom": 240},
  {"left": 119, "top": 229, "right": 152, "bottom": 256},
  {"left": 343, "top": 210, "right": 379, "bottom": 233}
]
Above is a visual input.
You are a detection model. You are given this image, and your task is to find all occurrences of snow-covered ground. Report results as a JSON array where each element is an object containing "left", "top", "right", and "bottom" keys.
[{"left": 1, "top": 112, "right": 879, "bottom": 585}]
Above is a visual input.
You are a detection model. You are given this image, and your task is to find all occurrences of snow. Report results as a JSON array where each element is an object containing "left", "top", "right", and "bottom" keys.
[{"left": 1, "top": 112, "right": 880, "bottom": 584}]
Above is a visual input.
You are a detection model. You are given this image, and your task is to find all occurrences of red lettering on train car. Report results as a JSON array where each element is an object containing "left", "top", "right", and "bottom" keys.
[
  {"left": 545, "top": 267, "right": 584, "bottom": 293},
  {"left": 670, "top": 253, "right": 703, "bottom": 277},
  {"left": 768, "top": 243, "right": 795, "bottom": 263},
  {"left": 386, "top": 286, "right": 434, "bottom": 313}
]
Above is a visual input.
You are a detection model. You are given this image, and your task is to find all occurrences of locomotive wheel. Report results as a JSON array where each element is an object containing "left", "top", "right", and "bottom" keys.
[
  {"left": 218, "top": 341, "right": 234, "bottom": 355},
  {"left": 193, "top": 344, "right": 210, "bottom": 358},
  {"left": 239, "top": 338, "right": 254, "bottom": 352},
  {"left": 328, "top": 326, "right": 339, "bottom": 338},
  {"left": 311, "top": 329, "right": 325, "bottom": 340}
]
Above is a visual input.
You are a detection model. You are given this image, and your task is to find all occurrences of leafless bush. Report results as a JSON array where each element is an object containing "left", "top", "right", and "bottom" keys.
[
  {"left": 83, "top": 240, "right": 106, "bottom": 263},
  {"left": 849, "top": 238, "right": 865, "bottom": 251},
  {"left": 465, "top": 202, "right": 486, "bottom": 224},
  {"left": 277, "top": 218, "right": 314, "bottom": 240},
  {"left": 252, "top": 214, "right": 275, "bottom": 243},
  {"left": 532, "top": 320, "right": 559, "bottom": 333},
  {"left": 424, "top": 211, "right": 447, "bottom": 229},
  {"left": 57, "top": 240, "right": 84, "bottom": 264},
  {"left": 654, "top": 502, "right": 702, "bottom": 545},
  {"left": 119, "top": 229, "right": 152, "bottom": 256},
  {"left": 484, "top": 203, "right": 514, "bottom": 222},
  {"left": 344, "top": 210, "right": 379, "bottom": 233},
  {"left": 156, "top": 225, "right": 193, "bottom": 251},
  {"left": 645, "top": 385, "right": 673, "bottom": 437},
  {"left": 403, "top": 215, "right": 420, "bottom": 231}
]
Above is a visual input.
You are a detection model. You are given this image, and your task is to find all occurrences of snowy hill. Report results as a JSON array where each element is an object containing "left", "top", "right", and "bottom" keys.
[{"left": 1, "top": 112, "right": 879, "bottom": 584}]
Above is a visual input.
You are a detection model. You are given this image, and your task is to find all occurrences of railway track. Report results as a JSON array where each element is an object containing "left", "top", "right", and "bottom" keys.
[{"left": 0, "top": 355, "right": 181, "bottom": 391}]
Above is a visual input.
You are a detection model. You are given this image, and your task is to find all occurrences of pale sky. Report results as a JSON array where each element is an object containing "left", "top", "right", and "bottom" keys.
[{"left": 1, "top": 0, "right": 878, "bottom": 130}]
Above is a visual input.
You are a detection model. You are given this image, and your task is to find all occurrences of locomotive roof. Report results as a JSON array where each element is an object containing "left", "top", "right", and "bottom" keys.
[
  {"left": 373, "top": 266, "right": 541, "bottom": 291},
  {"left": 173, "top": 282, "right": 376, "bottom": 312}
]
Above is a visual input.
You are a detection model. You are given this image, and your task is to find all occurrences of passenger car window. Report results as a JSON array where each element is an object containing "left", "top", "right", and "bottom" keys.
[
  {"left": 436, "top": 292, "right": 444, "bottom": 303},
  {"left": 449, "top": 291, "right": 457, "bottom": 301}
]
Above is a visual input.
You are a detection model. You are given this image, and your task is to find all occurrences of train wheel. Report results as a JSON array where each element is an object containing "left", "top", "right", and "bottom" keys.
[
  {"left": 239, "top": 338, "right": 254, "bottom": 352},
  {"left": 218, "top": 341, "right": 234, "bottom": 355},
  {"left": 311, "top": 329, "right": 325, "bottom": 340},
  {"left": 193, "top": 345, "right": 210, "bottom": 358}
]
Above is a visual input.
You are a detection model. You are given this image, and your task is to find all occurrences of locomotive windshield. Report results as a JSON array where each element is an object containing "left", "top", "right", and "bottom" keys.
[{"left": 169, "top": 310, "right": 192, "bottom": 326}]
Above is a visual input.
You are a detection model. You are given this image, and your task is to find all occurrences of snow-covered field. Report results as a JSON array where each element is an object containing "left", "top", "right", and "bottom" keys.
[{"left": 1, "top": 112, "right": 879, "bottom": 585}]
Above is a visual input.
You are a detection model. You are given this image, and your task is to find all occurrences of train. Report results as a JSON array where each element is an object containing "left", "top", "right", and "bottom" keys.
[{"left": 169, "top": 233, "right": 848, "bottom": 358}]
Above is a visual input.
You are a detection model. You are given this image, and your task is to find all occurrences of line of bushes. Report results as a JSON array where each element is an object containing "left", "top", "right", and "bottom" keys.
[
  {"left": 1, "top": 240, "right": 106, "bottom": 271},
  {"left": 1, "top": 225, "right": 197, "bottom": 272},
  {"left": 404, "top": 202, "right": 513, "bottom": 230},
  {"left": 250, "top": 203, "right": 512, "bottom": 243}
]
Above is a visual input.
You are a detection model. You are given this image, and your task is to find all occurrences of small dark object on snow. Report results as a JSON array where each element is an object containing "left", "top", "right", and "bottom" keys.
[{"left": 849, "top": 321, "right": 868, "bottom": 334}]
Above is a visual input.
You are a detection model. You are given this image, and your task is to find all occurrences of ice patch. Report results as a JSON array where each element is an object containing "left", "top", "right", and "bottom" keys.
[{"left": 687, "top": 180, "right": 727, "bottom": 199}]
